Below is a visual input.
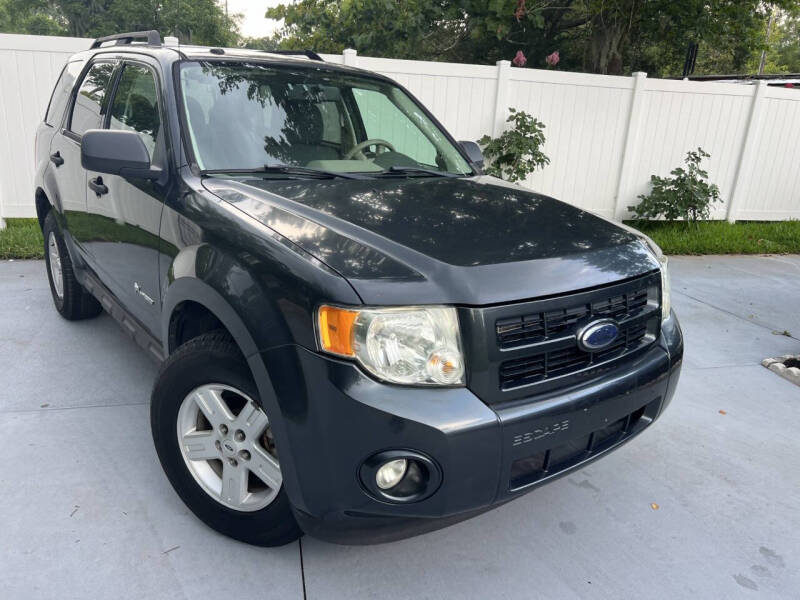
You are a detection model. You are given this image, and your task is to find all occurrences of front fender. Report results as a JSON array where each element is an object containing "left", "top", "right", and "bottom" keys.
[
  {"left": 162, "top": 272, "right": 261, "bottom": 358},
  {"left": 161, "top": 269, "right": 313, "bottom": 509},
  {"left": 160, "top": 236, "right": 360, "bottom": 513},
  {"left": 159, "top": 180, "right": 364, "bottom": 511}
]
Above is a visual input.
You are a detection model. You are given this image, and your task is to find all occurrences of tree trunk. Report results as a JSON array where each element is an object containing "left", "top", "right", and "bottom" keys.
[
  {"left": 587, "top": 14, "right": 625, "bottom": 74},
  {"left": 586, "top": 2, "right": 641, "bottom": 75}
]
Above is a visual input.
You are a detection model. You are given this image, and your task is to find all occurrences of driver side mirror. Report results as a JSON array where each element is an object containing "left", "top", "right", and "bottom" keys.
[
  {"left": 459, "top": 140, "right": 484, "bottom": 170},
  {"left": 81, "top": 129, "right": 161, "bottom": 180}
]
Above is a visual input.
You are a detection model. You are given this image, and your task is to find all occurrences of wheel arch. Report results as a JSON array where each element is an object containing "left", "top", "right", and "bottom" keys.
[
  {"left": 161, "top": 275, "right": 307, "bottom": 507},
  {"left": 162, "top": 277, "right": 259, "bottom": 358}
]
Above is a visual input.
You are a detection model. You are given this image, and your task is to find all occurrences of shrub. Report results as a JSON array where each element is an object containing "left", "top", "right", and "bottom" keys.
[
  {"left": 478, "top": 108, "right": 549, "bottom": 183},
  {"left": 630, "top": 148, "right": 721, "bottom": 221}
]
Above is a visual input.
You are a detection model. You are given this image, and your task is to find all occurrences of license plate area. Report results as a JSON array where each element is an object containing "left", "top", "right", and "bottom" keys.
[{"left": 507, "top": 397, "right": 661, "bottom": 491}]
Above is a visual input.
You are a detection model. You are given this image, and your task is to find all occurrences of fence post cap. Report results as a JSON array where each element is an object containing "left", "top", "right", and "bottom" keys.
[
  {"left": 496, "top": 60, "right": 511, "bottom": 68},
  {"left": 342, "top": 48, "right": 358, "bottom": 66},
  {"left": 632, "top": 71, "right": 648, "bottom": 79}
]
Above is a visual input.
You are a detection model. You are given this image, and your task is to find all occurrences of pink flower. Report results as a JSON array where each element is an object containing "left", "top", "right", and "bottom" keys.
[
  {"left": 545, "top": 50, "right": 560, "bottom": 67},
  {"left": 512, "top": 51, "right": 527, "bottom": 67}
]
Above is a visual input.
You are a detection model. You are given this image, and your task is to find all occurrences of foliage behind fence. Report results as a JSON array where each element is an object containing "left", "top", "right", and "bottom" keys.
[{"left": 1, "top": 35, "right": 800, "bottom": 226}]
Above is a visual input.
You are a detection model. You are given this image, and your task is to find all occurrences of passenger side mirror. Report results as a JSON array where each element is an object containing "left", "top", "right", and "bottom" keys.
[
  {"left": 81, "top": 129, "right": 161, "bottom": 179},
  {"left": 459, "top": 140, "right": 484, "bottom": 170}
]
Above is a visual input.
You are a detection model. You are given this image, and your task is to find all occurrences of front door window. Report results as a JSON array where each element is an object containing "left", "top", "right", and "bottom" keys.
[
  {"left": 69, "top": 61, "right": 115, "bottom": 136},
  {"left": 108, "top": 64, "right": 162, "bottom": 161}
]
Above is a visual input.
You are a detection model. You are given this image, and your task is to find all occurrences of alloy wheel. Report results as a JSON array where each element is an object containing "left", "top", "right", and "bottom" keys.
[
  {"left": 48, "top": 231, "right": 63, "bottom": 299},
  {"left": 176, "top": 383, "right": 282, "bottom": 512}
]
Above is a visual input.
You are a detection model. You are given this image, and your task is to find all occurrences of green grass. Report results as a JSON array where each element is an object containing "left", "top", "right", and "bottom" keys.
[
  {"left": 0, "top": 213, "right": 166, "bottom": 261},
  {"left": 0, "top": 218, "right": 43, "bottom": 259},
  {"left": 625, "top": 220, "right": 800, "bottom": 255}
]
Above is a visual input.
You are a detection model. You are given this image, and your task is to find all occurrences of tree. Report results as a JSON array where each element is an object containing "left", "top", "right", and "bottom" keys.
[
  {"left": 264, "top": 2, "right": 505, "bottom": 60},
  {"left": 630, "top": 1, "right": 799, "bottom": 77},
  {"left": 0, "top": 0, "right": 65, "bottom": 35},
  {"left": 0, "top": 0, "right": 240, "bottom": 46},
  {"left": 265, "top": 0, "right": 800, "bottom": 77},
  {"left": 751, "top": 12, "right": 800, "bottom": 73}
]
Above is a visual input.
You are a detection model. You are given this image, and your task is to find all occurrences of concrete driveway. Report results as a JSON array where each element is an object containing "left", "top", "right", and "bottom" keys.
[{"left": 1, "top": 255, "right": 798, "bottom": 599}]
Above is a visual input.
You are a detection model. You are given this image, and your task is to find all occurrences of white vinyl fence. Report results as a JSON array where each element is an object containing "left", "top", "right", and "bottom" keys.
[{"left": 2, "top": 33, "right": 800, "bottom": 228}]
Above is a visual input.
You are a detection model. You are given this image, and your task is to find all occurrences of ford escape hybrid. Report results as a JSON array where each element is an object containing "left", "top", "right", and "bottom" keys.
[{"left": 34, "top": 31, "right": 683, "bottom": 546}]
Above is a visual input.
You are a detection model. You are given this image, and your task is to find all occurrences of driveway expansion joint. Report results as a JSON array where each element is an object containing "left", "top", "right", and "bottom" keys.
[{"left": 673, "top": 289, "right": 800, "bottom": 342}]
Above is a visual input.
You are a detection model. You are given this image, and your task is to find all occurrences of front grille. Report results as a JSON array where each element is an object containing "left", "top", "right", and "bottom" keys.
[
  {"left": 499, "top": 319, "right": 650, "bottom": 389},
  {"left": 493, "top": 273, "right": 661, "bottom": 393},
  {"left": 497, "top": 287, "right": 649, "bottom": 349}
]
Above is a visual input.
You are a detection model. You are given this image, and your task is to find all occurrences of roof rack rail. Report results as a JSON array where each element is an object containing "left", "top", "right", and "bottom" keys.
[
  {"left": 268, "top": 50, "right": 324, "bottom": 62},
  {"left": 91, "top": 30, "right": 162, "bottom": 49}
]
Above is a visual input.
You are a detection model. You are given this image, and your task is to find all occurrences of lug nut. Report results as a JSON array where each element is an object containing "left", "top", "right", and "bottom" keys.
[
  {"left": 219, "top": 424, "right": 228, "bottom": 435},
  {"left": 234, "top": 430, "right": 245, "bottom": 442},
  {"left": 228, "top": 458, "right": 238, "bottom": 467},
  {"left": 215, "top": 440, "right": 222, "bottom": 451},
  {"left": 239, "top": 449, "right": 251, "bottom": 461}
]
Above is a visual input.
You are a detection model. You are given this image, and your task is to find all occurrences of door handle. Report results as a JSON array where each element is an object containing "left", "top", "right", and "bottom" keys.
[
  {"left": 88, "top": 176, "right": 109, "bottom": 196},
  {"left": 49, "top": 151, "right": 64, "bottom": 167}
]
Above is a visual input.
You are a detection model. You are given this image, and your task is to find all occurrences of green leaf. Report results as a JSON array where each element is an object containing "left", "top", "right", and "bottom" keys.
[
  {"left": 479, "top": 108, "right": 549, "bottom": 182},
  {"left": 630, "top": 147, "right": 721, "bottom": 221}
]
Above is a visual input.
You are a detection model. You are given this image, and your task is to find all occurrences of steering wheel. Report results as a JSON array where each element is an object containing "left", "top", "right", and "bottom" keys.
[{"left": 344, "top": 138, "right": 396, "bottom": 160}]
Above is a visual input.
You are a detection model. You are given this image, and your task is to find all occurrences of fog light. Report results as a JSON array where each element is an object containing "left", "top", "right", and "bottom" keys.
[{"left": 375, "top": 459, "right": 407, "bottom": 490}]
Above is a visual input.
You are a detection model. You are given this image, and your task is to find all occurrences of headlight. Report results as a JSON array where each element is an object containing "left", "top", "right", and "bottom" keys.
[
  {"left": 317, "top": 305, "right": 465, "bottom": 386},
  {"left": 636, "top": 235, "right": 670, "bottom": 322}
]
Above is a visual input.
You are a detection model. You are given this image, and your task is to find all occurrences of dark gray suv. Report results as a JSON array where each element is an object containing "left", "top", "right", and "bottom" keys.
[{"left": 34, "top": 30, "right": 683, "bottom": 546}]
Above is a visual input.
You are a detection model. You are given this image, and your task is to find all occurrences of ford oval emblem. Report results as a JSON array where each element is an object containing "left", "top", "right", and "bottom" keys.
[{"left": 577, "top": 319, "right": 620, "bottom": 351}]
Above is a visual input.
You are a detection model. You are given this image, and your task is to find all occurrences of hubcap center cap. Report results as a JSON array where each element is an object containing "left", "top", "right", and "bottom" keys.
[{"left": 220, "top": 439, "right": 238, "bottom": 457}]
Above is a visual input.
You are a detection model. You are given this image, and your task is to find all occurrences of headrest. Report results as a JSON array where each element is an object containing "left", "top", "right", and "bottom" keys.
[{"left": 282, "top": 100, "right": 324, "bottom": 145}]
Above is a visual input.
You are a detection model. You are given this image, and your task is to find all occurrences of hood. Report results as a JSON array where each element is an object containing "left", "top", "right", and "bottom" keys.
[{"left": 204, "top": 175, "right": 659, "bottom": 305}]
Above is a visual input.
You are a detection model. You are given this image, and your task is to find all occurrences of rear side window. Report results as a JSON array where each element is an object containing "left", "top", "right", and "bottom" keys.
[
  {"left": 69, "top": 61, "right": 116, "bottom": 136},
  {"left": 45, "top": 60, "right": 84, "bottom": 127},
  {"left": 108, "top": 64, "right": 161, "bottom": 160}
]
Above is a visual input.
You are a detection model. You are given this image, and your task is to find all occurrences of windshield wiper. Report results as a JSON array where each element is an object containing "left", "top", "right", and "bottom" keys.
[
  {"left": 200, "top": 165, "right": 365, "bottom": 180},
  {"left": 378, "top": 166, "right": 462, "bottom": 178}
]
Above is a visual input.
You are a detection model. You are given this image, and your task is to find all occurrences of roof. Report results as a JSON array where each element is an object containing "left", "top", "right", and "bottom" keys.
[
  {"left": 162, "top": 45, "right": 375, "bottom": 81},
  {"left": 78, "top": 30, "right": 368, "bottom": 78},
  {"left": 86, "top": 30, "right": 323, "bottom": 61},
  {"left": 175, "top": 45, "right": 324, "bottom": 62}
]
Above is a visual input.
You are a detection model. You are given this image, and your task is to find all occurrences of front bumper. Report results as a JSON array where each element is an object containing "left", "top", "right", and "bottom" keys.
[{"left": 260, "top": 311, "right": 683, "bottom": 544}]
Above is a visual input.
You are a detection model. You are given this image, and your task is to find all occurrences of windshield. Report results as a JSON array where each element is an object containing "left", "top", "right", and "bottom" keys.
[{"left": 178, "top": 61, "right": 472, "bottom": 176}]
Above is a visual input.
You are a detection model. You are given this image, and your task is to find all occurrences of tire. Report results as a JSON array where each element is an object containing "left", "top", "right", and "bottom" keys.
[
  {"left": 42, "top": 211, "right": 102, "bottom": 320},
  {"left": 150, "top": 331, "right": 302, "bottom": 547}
]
